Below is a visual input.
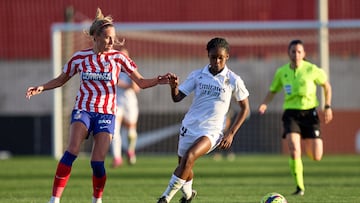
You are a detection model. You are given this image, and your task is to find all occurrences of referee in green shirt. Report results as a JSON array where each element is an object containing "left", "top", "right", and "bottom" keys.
[{"left": 258, "top": 39, "right": 333, "bottom": 196}]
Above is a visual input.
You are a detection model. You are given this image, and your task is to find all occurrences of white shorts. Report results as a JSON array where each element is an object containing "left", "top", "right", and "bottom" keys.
[
  {"left": 177, "top": 126, "right": 223, "bottom": 157},
  {"left": 116, "top": 90, "right": 139, "bottom": 123}
]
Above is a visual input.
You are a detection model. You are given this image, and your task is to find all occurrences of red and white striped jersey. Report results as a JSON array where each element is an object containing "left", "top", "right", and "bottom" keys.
[{"left": 63, "top": 48, "right": 137, "bottom": 115}]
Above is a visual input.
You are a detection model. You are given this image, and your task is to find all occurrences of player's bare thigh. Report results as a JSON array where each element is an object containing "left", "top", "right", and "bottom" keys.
[
  {"left": 175, "top": 136, "right": 212, "bottom": 179},
  {"left": 67, "top": 121, "right": 88, "bottom": 155},
  {"left": 184, "top": 136, "right": 212, "bottom": 161}
]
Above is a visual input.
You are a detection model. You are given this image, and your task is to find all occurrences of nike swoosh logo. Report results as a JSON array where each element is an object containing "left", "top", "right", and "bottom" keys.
[{"left": 55, "top": 175, "right": 66, "bottom": 180}]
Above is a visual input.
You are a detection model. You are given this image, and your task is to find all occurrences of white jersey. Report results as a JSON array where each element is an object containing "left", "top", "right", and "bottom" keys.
[
  {"left": 179, "top": 65, "right": 249, "bottom": 137},
  {"left": 116, "top": 72, "right": 139, "bottom": 122},
  {"left": 63, "top": 48, "right": 137, "bottom": 115}
]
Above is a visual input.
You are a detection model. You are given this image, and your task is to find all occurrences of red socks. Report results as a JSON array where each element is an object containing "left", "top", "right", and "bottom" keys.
[
  {"left": 52, "top": 162, "right": 71, "bottom": 197},
  {"left": 50, "top": 152, "right": 107, "bottom": 199},
  {"left": 92, "top": 175, "right": 107, "bottom": 198}
]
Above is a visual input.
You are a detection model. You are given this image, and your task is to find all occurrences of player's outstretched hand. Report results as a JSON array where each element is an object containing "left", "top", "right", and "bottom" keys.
[
  {"left": 258, "top": 104, "right": 267, "bottom": 115},
  {"left": 26, "top": 86, "right": 44, "bottom": 99},
  {"left": 157, "top": 73, "right": 173, "bottom": 85},
  {"left": 168, "top": 73, "right": 179, "bottom": 88}
]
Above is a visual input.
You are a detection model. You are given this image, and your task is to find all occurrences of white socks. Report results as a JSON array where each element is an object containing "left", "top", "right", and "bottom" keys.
[
  {"left": 161, "top": 174, "right": 186, "bottom": 202},
  {"left": 48, "top": 196, "right": 60, "bottom": 203},
  {"left": 181, "top": 179, "right": 193, "bottom": 199},
  {"left": 92, "top": 197, "right": 102, "bottom": 203}
]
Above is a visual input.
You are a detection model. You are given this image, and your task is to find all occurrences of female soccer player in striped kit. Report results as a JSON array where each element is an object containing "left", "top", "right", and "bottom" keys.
[
  {"left": 26, "top": 8, "right": 171, "bottom": 203},
  {"left": 157, "top": 37, "right": 250, "bottom": 203}
]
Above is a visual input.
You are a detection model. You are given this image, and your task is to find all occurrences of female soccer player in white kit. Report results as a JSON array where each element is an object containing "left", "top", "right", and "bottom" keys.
[
  {"left": 157, "top": 37, "right": 250, "bottom": 203},
  {"left": 111, "top": 47, "right": 140, "bottom": 167}
]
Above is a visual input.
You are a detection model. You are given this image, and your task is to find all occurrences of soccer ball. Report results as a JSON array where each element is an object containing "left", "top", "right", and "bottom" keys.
[{"left": 260, "top": 192, "right": 287, "bottom": 203}]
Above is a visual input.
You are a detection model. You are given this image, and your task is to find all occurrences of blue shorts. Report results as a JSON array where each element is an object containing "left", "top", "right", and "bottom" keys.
[{"left": 71, "top": 110, "right": 115, "bottom": 138}]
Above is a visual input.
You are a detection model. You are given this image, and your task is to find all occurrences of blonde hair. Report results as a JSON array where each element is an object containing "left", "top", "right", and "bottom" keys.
[{"left": 88, "top": 8, "right": 124, "bottom": 45}]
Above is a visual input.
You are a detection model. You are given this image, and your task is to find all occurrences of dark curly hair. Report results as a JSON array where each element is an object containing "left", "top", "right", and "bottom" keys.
[{"left": 206, "top": 37, "right": 230, "bottom": 53}]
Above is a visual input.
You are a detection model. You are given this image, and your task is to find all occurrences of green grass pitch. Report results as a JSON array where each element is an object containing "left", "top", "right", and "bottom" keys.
[{"left": 0, "top": 154, "right": 359, "bottom": 203}]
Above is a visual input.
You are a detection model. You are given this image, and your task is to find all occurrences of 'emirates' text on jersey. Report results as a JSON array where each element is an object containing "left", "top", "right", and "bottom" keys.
[
  {"left": 63, "top": 49, "right": 137, "bottom": 115},
  {"left": 179, "top": 65, "right": 249, "bottom": 136}
]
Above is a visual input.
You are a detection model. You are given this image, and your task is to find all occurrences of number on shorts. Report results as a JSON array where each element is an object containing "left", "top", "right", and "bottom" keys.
[{"left": 180, "top": 126, "right": 187, "bottom": 137}]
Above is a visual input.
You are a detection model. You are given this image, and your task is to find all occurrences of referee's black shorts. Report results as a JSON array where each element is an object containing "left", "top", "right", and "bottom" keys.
[{"left": 281, "top": 108, "right": 321, "bottom": 139}]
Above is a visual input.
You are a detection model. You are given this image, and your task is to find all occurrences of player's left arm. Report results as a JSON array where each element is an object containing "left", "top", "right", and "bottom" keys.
[
  {"left": 219, "top": 98, "right": 250, "bottom": 149},
  {"left": 321, "top": 81, "right": 333, "bottom": 124}
]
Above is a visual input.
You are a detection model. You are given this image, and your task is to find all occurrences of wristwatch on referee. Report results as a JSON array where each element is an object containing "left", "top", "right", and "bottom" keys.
[{"left": 324, "top": 104, "right": 331, "bottom": 109}]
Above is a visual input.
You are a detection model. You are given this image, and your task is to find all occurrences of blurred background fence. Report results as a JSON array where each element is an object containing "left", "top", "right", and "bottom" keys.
[{"left": 0, "top": 0, "right": 359, "bottom": 157}]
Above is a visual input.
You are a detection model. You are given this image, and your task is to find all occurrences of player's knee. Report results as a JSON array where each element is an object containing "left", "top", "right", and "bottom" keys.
[
  {"left": 313, "top": 155, "right": 322, "bottom": 161},
  {"left": 60, "top": 151, "right": 77, "bottom": 166},
  {"left": 289, "top": 148, "right": 301, "bottom": 159},
  {"left": 128, "top": 128, "right": 137, "bottom": 139},
  {"left": 307, "top": 152, "right": 322, "bottom": 161}
]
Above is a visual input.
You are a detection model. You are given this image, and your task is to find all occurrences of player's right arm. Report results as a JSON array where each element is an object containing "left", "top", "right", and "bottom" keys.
[
  {"left": 259, "top": 68, "right": 282, "bottom": 114},
  {"left": 258, "top": 91, "right": 276, "bottom": 114},
  {"left": 26, "top": 72, "right": 71, "bottom": 99}
]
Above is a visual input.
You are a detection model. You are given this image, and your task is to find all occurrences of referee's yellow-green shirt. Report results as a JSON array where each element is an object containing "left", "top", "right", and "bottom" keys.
[{"left": 269, "top": 60, "right": 327, "bottom": 110}]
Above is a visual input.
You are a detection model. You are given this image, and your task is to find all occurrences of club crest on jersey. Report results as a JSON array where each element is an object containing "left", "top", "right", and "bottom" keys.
[
  {"left": 74, "top": 110, "right": 82, "bottom": 119},
  {"left": 82, "top": 72, "right": 112, "bottom": 81}
]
